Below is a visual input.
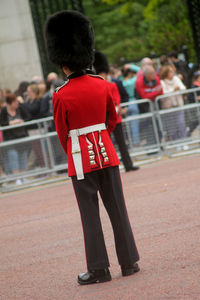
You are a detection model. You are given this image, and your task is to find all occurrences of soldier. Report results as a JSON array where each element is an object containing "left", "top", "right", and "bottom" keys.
[
  {"left": 45, "top": 10, "right": 139, "bottom": 285},
  {"left": 93, "top": 51, "right": 140, "bottom": 172}
]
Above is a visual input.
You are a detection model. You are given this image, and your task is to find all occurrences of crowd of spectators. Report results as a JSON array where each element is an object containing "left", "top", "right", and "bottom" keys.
[
  {"left": 0, "top": 51, "right": 200, "bottom": 184},
  {"left": 110, "top": 51, "right": 200, "bottom": 146},
  {"left": 0, "top": 72, "right": 65, "bottom": 182}
]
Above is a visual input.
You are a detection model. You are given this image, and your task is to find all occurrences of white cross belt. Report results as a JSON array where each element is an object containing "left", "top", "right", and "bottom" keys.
[{"left": 68, "top": 123, "right": 106, "bottom": 180}]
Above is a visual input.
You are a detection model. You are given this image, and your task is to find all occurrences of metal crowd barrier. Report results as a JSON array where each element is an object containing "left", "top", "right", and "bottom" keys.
[
  {"left": 0, "top": 117, "right": 67, "bottom": 192},
  {"left": 155, "top": 87, "right": 200, "bottom": 157},
  {"left": 119, "top": 99, "right": 161, "bottom": 164},
  {"left": 1, "top": 89, "right": 200, "bottom": 192}
]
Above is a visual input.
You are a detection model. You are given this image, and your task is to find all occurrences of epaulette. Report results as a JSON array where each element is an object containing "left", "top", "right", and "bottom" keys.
[
  {"left": 87, "top": 74, "right": 105, "bottom": 80},
  {"left": 55, "top": 79, "right": 69, "bottom": 93}
]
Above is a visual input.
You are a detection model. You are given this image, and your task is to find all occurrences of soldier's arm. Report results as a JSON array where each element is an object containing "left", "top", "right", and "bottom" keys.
[
  {"left": 53, "top": 92, "right": 68, "bottom": 155},
  {"left": 106, "top": 85, "right": 118, "bottom": 134}
]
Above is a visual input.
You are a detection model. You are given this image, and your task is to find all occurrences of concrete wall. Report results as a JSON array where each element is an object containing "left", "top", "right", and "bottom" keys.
[{"left": 0, "top": 0, "right": 43, "bottom": 91}]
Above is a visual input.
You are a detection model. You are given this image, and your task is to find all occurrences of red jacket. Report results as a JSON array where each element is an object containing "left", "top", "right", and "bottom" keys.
[
  {"left": 53, "top": 74, "right": 120, "bottom": 177},
  {"left": 135, "top": 74, "right": 163, "bottom": 101}
]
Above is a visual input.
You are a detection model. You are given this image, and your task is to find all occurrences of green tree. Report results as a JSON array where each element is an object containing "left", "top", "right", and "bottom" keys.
[
  {"left": 84, "top": 0, "right": 148, "bottom": 64},
  {"left": 84, "top": 0, "right": 195, "bottom": 64},
  {"left": 143, "top": 0, "right": 195, "bottom": 59}
]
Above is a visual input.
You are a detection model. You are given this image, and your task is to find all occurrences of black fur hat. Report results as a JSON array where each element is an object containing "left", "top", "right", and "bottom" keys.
[
  {"left": 45, "top": 10, "right": 94, "bottom": 71},
  {"left": 93, "top": 51, "right": 109, "bottom": 74}
]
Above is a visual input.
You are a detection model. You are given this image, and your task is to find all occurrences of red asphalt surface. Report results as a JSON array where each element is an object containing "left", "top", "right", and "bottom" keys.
[{"left": 0, "top": 155, "right": 200, "bottom": 300}]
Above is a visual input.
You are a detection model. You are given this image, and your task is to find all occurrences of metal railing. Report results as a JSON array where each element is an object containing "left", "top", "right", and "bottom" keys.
[
  {"left": 155, "top": 87, "right": 200, "bottom": 157},
  {"left": 120, "top": 99, "right": 161, "bottom": 163},
  {"left": 0, "top": 117, "right": 67, "bottom": 192},
  {"left": 1, "top": 88, "right": 200, "bottom": 192}
]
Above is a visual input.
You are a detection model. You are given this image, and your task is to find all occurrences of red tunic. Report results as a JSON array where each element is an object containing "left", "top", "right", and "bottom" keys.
[{"left": 53, "top": 74, "right": 120, "bottom": 177}]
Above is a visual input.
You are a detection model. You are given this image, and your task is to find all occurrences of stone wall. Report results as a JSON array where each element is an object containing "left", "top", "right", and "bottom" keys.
[{"left": 0, "top": 0, "right": 43, "bottom": 91}]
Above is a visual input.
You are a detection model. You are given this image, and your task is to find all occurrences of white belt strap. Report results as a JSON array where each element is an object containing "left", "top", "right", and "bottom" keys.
[
  {"left": 69, "top": 123, "right": 106, "bottom": 180},
  {"left": 70, "top": 130, "right": 84, "bottom": 180}
]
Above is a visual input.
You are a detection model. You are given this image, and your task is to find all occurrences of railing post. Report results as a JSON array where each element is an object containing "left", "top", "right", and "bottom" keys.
[
  {"left": 43, "top": 120, "right": 55, "bottom": 170},
  {"left": 149, "top": 100, "right": 161, "bottom": 151}
]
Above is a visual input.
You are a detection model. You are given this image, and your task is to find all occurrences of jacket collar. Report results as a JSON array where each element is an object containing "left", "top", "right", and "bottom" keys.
[{"left": 67, "top": 69, "right": 95, "bottom": 80}]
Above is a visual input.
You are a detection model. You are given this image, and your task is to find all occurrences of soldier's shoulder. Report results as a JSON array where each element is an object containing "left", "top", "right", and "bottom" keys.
[
  {"left": 55, "top": 80, "right": 69, "bottom": 93},
  {"left": 87, "top": 74, "right": 105, "bottom": 81}
]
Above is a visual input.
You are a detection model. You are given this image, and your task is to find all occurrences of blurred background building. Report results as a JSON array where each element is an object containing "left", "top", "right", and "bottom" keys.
[
  {"left": 0, "top": 0, "right": 43, "bottom": 90},
  {"left": 0, "top": 0, "right": 83, "bottom": 90}
]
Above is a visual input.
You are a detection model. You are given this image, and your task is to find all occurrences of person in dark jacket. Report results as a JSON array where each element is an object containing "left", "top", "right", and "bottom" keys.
[
  {"left": 111, "top": 77, "right": 129, "bottom": 104},
  {"left": 168, "top": 51, "right": 189, "bottom": 87},
  {"left": 0, "top": 94, "right": 30, "bottom": 181},
  {"left": 191, "top": 71, "right": 200, "bottom": 99},
  {"left": 15, "top": 81, "right": 29, "bottom": 98},
  {"left": 40, "top": 79, "right": 64, "bottom": 118},
  {"left": 24, "top": 84, "right": 41, "bottom": 120},
  {"left": 40, "top": 78, "right": 66, "bottom": 165},
  {"left": 187, "top": 71, "right": 200, "bottom": 135},
  {"left": 94, "top": 52, "right": 139, "bottom": 171}
]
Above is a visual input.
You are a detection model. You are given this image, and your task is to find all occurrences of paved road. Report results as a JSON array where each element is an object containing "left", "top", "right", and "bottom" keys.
[{"left": 1, "top": 155, "right": 200, "bottom": 300}]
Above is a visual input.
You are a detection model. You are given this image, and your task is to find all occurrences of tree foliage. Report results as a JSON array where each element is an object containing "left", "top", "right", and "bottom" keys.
[
  {"left": 143, "top": 0, "right": 194, "bottom": 57},
  {"left": 83, "top": 0, "right": 195, "bottom": 65}
]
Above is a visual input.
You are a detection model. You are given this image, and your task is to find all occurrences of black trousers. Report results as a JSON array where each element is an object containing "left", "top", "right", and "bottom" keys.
[
  {"left": 113, "top": 123, "right": 133, "bottom": 171},
  {"left": 72, "top": 166, "right": 139, "bottom": 270}
]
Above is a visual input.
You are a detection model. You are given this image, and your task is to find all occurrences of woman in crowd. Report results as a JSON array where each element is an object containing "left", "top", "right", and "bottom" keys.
[
  {"left": 38, "top": 82, "right": 47, "bottom": 100},
  {"left": 160, "top": 65, "right": 187, "bottom": 141},
  {"left": 24, "top": 83, "right": 44, "bottom": 168},
  {"left": 24, "top": 84, "right": 41, "bottom": 119},
  {"left": 0, "top": 93, "right": 30, "bottom": 183},
  {"left": 122, "top": 66, "right": 140, "bottom": 146},
  {"left": 15, "top": 81, "right": 29, "bottom": 103}
]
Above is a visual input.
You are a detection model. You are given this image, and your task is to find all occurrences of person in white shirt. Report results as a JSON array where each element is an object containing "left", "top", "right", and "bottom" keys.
[{"left": 160, "top": 65, "right": 187, "bottom": 141}]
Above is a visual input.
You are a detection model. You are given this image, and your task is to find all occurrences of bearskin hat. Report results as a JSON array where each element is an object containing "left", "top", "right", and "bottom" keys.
[
  {"left": 45, "top": 10, "right": 94, "bottom": 71},
  {"left": 93, "top": 51, "right": 109, "bottom": 74}
]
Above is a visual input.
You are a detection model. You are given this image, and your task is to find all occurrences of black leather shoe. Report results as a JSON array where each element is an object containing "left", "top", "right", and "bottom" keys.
[
  {"left": 78, "top": 268, "right": 111, "bottom": 285},
  {"left": 121, "top": 263, "right": 140, "bottom": 276},
  {"left": 126, "top": 166, "right": 140, "bottom": 172}
]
